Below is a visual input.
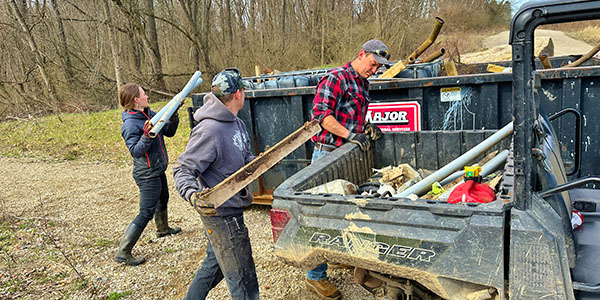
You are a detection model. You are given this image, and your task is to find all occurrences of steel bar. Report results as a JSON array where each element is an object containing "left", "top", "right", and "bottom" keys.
[{"left": 395, "top": 122, "right": 513, "bottom": 198}]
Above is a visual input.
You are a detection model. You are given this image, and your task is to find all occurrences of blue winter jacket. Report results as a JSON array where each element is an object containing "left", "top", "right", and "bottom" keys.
[{"left": 121, "top": 107, "right": 179, "bottom": 179}]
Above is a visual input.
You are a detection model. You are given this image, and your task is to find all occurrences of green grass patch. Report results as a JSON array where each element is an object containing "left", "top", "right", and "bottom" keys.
[
  {"left": 4, "top": 278, "right": 21, "bottom": 293},
  {"left": 73, "top": 278, "right": 89, "bottom": 291},
  {"left": 94, "top": 238, "right": 116, "bottom": 248},
  {"left": 0, "top": 222, "right": 14, "bottom": 248},
  {"left": 163, "top": 247, "right": 177, "bottom": 253},
  {"left": 105, "top": 290, "right": 132, "bottom": 300},
  {"left": 0, "top": 100, "right": 193, "bottom": 163},
  {"left": 18, "top": 219, "right": 35, "bottom": 230}
]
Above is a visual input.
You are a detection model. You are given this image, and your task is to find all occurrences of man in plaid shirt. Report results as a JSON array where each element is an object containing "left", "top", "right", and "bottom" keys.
[{"left": 305, "top": 39, "right": 389, "bottom": 300}]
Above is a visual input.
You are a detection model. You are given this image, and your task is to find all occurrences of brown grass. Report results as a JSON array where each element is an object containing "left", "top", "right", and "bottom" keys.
[{"left": 567, "top": 26, "right": 600, "bottom": 46}]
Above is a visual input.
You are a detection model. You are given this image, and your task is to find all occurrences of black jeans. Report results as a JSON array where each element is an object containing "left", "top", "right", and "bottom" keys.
[
  {"left": 185, "top": 213, "right": 259, "bottom": 300},
  {"left": 132, "top": 173, "right": 169, "bottom": 228}
]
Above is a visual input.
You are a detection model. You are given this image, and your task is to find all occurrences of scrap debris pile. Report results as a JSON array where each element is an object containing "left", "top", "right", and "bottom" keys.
[{"left": 305, "top": 149, "right": 507, "bottom": 204}]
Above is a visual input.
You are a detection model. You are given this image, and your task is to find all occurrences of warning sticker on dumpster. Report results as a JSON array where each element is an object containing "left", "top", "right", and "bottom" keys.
[
  {"left": 366, "top": 101, "right": 421, "bottom": 132},
  {"left": 440, "top": 87, "right": 461, "bottom": 102}
]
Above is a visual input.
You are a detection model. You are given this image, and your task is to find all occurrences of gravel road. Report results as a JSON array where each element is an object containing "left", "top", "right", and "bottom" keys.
[
  {"left": 482, "top": 29, "right": 595, "bottom": 56},
  {"left": 0, "top": 157, "right": 373, "bottom": 300}
]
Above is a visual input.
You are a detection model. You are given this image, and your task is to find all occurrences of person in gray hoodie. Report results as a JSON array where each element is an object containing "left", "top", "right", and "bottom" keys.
[{"left": 173, "top": 68, "right": 259, "bottom": 300}]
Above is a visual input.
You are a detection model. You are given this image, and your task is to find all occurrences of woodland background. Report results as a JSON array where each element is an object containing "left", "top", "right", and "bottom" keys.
[{"left": 1, "top": 0, "right": 512, "bottom": 120}]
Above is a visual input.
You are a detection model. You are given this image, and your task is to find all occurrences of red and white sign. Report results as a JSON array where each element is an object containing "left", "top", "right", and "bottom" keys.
[{"left": 366, "top": 101, "right": 421, "bottom": 132}]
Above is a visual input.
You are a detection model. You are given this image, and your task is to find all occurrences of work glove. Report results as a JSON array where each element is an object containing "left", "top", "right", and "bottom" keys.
[
  {"left": 364, "top": 123, "right": 383, "bottom": 141},
  {"left": 346, "top": 132, "right": 370, "bottom": 151},
  {"left": 191, "top": 193, "right": 217, "bottom": 216},
  {"left": 143, "top": 120, "right": 154, "bottom": 138}
]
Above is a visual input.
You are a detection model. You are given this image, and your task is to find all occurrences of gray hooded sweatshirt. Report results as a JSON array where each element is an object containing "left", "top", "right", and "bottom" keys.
[{"left": 173, "top": 93, "right": 255, "bottom": 216}]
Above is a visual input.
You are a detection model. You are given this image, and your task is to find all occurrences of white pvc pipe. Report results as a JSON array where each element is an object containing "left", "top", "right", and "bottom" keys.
[
  {"left": 395, "top": 122, "right": 514, "bottom": 198},
  {"left": 150, "top": 71, "right": 202, "bottom": 126},
  {"left": 149, "top": 71, "right": 202, "bottom": 137}
]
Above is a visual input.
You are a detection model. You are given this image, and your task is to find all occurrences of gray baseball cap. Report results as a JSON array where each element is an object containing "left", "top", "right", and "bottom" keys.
[
  {"left": 362, "top": 39, "right": 391, "bottom": 65},
  {"left": 211, "top": 68, "right": 251, "bottom": 97}
]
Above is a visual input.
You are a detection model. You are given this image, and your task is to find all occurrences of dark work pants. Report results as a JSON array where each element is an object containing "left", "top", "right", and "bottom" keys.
[
  {"left": 132, "top": 172, "right": 169, "bottom": 228},
  {"left": 185, "top": 213, "right": 259, "bottom": 300}
]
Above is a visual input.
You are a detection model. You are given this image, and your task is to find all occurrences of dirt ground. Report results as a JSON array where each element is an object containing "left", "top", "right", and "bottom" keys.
[
  {"left": 482, "top": 29, "right": 596, "bottom": 56},
  {"left": 0, "top": 157, "right": 373, "bottom": 300}
]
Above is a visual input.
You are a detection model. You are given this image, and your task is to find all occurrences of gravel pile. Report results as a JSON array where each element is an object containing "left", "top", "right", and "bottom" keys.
[{"left": 0, "top": 157, "right": 374, "bottom": 300}]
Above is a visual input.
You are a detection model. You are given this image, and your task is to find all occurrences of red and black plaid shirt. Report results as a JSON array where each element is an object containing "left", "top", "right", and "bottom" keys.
[{"left": 311, "top": 62, "right": 370, "bottom": 147}]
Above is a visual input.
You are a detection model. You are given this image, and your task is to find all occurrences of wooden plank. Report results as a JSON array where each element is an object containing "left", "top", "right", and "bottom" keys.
[
  {"left": 379, "top": 61, "right": 406, "bottom": 79},
  {"left": 192, "top": 121, "right": 321, "bottom": 210},
  {"left": 486, "top": 64, "right": 508, "bottom": 73}
]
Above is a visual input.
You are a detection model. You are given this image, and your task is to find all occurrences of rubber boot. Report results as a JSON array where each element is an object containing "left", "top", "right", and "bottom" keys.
[
  {"left": 155, "top": 209, "right": 181, "bottom": 238},
  {"left": 114, "top": 223, "right": 146, "bottom": 266}
]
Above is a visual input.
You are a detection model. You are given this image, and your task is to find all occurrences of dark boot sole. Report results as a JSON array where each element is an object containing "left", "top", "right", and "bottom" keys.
[
  {"left": 114, "top": 256, "right": 146, "bottom": 266},
  {"left": 156, "top": 228, "right": 182, "bottom": 238}
]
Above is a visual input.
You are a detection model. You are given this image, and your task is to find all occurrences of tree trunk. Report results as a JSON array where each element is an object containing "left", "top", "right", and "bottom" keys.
[
  {"left": 144, "top": 0, "right": 166, "bottom": 91},
  {"left": 8, "top": 0, "right": 60, "bottom": 113},
  {"left": 103, "top": 0, "right": 123, "bottom": 95},
  {"left": 128, "top": 21, "right": 142, "bottom": 73},
  {"left": 179, "top": 0, "right": 215, "bottom": 73},
  {"left": 320, "top": 1, "right": 325, "bottom": 66},
  {"left": 281, "top": 0, "right": 286, "bottom": 50},
  {"left": 50, "top": 0, "right": 75, "bottom": 83},
  {"left": 192, "top": 0, "right": 200, "bottom": 70},
  {"left": 226, "top": 0, "right": 233, "bottom": 48},
  {"left": 202, "top": 0, "right": 214, "bottom": 72}
]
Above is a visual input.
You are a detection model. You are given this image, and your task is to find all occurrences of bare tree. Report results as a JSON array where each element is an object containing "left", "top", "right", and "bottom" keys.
[
  {"left": 143, "top": 0, "right": 166, "bottom": 91},
  {"left": 50, "top": 0, "right": 75, "bottom": 83},
  {"left": 103, "top": 0, "right": 123, "bottom": 94},
  {"left": 7, "top": 0, "right": 60, "bottom": 113}
]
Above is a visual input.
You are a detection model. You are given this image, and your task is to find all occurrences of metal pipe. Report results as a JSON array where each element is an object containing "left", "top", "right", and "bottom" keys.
[
  {"left": 421, "top": 48, "right": 446, "bottom": 63},
  {"left": 438, "top": 150, "right": 509, "bottom": 200},
  {"left": 395, "top": 122, "right": 513, "bottom": 198},
  {"left": 439, "top": 150, "right": 507, "bottom": 186},
  {"left": 548, "top": 108, "right": 581, "bottom": 176},
  {"left": 405, "top": 17, "right": 444, "bottom": 65},
  {"left": 540, "top": 176, "right": 600, "bottom": 198},
  {"left": 149, "top": 71, "right": 203, "bottom": 138},
  {"left": 562, "top": 41, "right": 600, "bottom": 68}
]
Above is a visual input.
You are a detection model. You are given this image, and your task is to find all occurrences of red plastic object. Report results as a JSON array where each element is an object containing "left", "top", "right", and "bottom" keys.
[
  {"left": 270, "top": 209, "right": 291, "bottom": 243},
  {"left": 447, "top": 180, "right": 496, "bottom": 204},
  {"left": 572, "top": 209, "right": 584, "bottom": 229}
]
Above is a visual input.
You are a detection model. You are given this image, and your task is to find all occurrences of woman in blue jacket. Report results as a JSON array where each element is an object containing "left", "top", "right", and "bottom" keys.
[{"left": 115, "top": 83, "right": 182, "bottom": 266}]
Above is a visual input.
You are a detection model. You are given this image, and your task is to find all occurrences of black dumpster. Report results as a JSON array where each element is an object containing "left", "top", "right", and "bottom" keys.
[{"left": 190, "top": 55, "right": 600, "bottom": 203}]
